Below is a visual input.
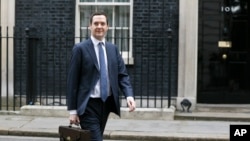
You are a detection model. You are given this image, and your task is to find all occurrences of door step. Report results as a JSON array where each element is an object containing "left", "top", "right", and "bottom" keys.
[
  {"left": 174, "top": 104, "right": 250, "bottom": 121},
  {"left": 195, "top": 104, "right": 250, "bottom": 113}
]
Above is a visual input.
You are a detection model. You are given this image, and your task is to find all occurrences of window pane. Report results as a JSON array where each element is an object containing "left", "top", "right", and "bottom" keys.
[
  {"left": 80, "top": 0, "right": 130, "bottom": 2},
  {"left": 115, "top": 29, "right": 129, "bottom": 51},
  {"left": 80, "top": 29, "right": 90, "bottom": 39},
  {"left": 106, "top": 29, "right": 129, "bottom": 51},
  {"left": 97, "top": 0, "right": 112, "bottom": 2},
  {"left": 114, "top": 0, "right": 129, "bottom": 2},
  {"left": 95, "top": 6, "right": 113, "bottom": 27},
  {"left": 80, "top": 6, "right": 130, "bottom": 27},
  {"left": 115, "top": 6, "right": 129, "bottom": 27},
  {"left": 80, "top": 6, "right": 113, "bottom": 27},
  {"left": 106, "top": 30, "right": 129, "bottom": 51},
  {"left": 80, "top": 6, "right": 94, "bottom": 27},
  {"left": 106, "top": 30, "right": 113, "bottom": 42},
  {"left": 80, "top": 0, "right": 95, "bottom": 2}
]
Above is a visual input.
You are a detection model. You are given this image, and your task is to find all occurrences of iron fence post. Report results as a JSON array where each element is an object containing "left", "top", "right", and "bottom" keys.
[
  {"left": 167, "top": 26, "right": 172, "bottom": 108},
  {"left": 25, "top": 27, "right": 33, "bottom": 105}
]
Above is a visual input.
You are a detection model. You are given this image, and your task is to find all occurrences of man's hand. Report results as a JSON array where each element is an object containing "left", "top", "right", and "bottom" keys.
[
  {"left": 69, "top": 114, "right": 80, "bottom": 125},
  {"left": 127, "top": 97, "right": 136, "bottom": 112}
]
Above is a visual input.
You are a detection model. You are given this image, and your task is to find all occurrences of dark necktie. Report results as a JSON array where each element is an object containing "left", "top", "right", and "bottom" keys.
[{"left": 98, "top": 42, "right": 108, "bottom": 102}]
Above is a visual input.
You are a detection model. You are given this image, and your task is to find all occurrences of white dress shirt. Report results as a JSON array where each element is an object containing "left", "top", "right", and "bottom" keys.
[{"left": 90, "top": 36, "right": 110, "bottom": 98}]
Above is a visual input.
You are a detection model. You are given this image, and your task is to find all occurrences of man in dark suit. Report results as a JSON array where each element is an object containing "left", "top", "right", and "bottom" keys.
[{"left": 67, "top": 11, "right": 136, "bottom": 141}]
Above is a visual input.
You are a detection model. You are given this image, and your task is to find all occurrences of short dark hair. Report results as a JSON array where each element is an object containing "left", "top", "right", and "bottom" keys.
[{"left": 89, "top": 12, "right": 109, "bottom": 25}]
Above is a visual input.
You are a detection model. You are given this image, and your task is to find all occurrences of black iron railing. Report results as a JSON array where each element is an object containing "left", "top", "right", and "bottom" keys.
[{"left": 0, "top": 26, "right": 176, "bottom": 111}]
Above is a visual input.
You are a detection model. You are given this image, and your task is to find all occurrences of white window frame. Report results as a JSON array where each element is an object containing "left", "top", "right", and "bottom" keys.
[{"left": 75, "top": 0, "right": 134, "bottom": 64}]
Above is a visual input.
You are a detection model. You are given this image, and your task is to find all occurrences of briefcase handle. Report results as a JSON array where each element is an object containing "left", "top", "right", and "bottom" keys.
[{"left": 69, "top": 123, "right": 81, "bottom": 129}]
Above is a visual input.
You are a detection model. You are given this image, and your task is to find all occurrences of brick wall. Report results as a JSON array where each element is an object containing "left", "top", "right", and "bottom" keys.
[
  {"left": 15, "top": 0, "right": 75, "bottom": 28},
  {"left": 132, "top": 0, "right": 179, "bottom": 99},
  {"left": 15, "top": 0, "right": 75, "bottom": 104}
]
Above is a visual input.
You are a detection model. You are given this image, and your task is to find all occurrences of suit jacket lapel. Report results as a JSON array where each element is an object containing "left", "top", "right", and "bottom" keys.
[{"left": 86, "top": 39, "right": 99, "bottom": 71}]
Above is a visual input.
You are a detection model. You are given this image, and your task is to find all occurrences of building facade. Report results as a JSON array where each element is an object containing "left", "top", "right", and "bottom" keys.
[{"left": 0, "top": 0, "right": 249, "bottom": 110}]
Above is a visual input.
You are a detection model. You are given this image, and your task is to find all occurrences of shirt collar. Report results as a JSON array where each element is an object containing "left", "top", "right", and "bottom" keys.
[{"left": 91, "top": 36, "right": 105, "bottom": 46}]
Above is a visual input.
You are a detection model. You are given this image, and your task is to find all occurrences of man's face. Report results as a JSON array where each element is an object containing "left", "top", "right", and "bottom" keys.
[{"left": 89, "top": 15, "right": 109, "bottom": 41}]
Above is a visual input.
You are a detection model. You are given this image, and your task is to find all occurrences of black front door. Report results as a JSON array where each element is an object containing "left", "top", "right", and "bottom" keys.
[{"left": 197, "top": 0, "right": 250, "bottom": 103}]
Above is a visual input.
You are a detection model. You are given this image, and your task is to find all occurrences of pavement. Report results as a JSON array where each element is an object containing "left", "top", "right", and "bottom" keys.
[{"left": 1, "top": 111, "right": 250, "bottom": 141}]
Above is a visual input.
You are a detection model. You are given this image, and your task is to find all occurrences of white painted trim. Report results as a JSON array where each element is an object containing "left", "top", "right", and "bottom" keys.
[
  {"left": 177, "top": 0, "right": 198, "bottom": 110},
  {"left": 1, "top": 0, "right": 15, "bottom": 98},
  {"left": 75, "top": 0, "right": 81, "bottom": 43}
]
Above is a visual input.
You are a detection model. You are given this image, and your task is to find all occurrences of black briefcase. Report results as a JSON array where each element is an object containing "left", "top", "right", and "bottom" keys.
[{"left": 58, "top": 125, "right": 91, "bottom": 141}]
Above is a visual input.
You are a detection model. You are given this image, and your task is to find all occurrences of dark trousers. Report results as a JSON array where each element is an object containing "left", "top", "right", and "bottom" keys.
[{"left": 79, "top": 96, "right": 113, "bottom": 141}]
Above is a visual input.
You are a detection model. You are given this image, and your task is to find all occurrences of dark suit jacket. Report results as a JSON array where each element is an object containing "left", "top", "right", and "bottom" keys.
[{"left": 67, "top": 38, "right": 133, "bottom": 116}]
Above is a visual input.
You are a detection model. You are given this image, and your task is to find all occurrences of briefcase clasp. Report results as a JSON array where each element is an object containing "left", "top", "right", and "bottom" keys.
[{"left": 66, "top": 136, "right": 71, "bottom": 141}]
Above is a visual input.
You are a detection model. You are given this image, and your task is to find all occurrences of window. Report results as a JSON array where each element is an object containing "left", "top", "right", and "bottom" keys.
[{"left": 75, "top": 0, "right": 134, "bottom": 64}]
